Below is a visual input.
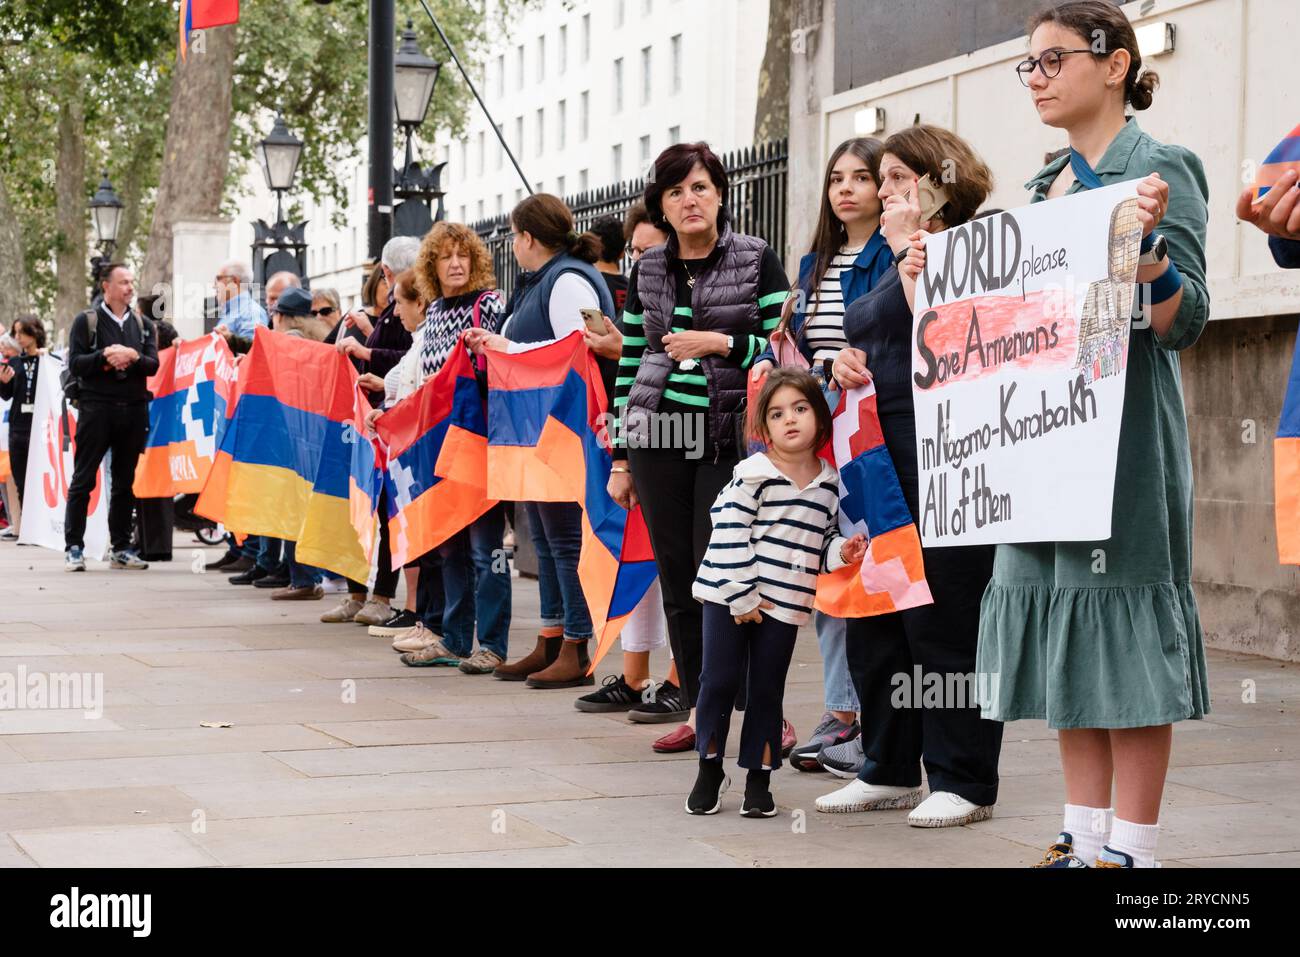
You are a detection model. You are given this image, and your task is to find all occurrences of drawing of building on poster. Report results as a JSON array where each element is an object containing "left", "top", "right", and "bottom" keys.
[{"left": 1074, "top": 199, "right": 1142, "bottom": 384}]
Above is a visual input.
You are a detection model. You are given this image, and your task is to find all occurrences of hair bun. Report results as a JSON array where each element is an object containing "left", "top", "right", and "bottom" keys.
[{"left": 565, "top": 230, "right": 580, "bottom": 245}]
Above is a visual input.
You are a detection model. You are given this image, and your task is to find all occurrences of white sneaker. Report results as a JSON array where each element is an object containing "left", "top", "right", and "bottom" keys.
[
  {"left": 320, "top": 577, "right": 348, "bottom": 595},
  {"left": 392, "top": 622, "right": 435, "bottom": 653},
  {"left": 814, "top": 780, "right": 921, "bottom": 814},
  {"left": 352, "top": 599, "right": 391, "bottom": 626},
  {"left": 907, "top": 791, "right": 993, "bottom": 828}
]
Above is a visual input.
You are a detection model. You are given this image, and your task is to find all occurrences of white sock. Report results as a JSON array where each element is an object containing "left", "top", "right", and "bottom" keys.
[
  {"left": 1109, "top": 817, "right": 1159, "bottom": 868},
  {"left": 1063, "top": 803, "right": 1112, "bottom": 864}
]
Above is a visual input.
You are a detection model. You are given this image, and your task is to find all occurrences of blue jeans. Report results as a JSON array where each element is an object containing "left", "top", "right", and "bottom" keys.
[
  {"left": 417, "top": 548, "right": 446, "bottom": 635},
  {"left": 283, "top": 541, "right": 321, "bottom": 589},
  {"left": 256, "top": 536, "right": 284, "bottom": 574},
  {"left": 816, "top": 612, "right": 859, "bottom": 712},
  {"left": 437, "top": 506, "right": 512, "bottom": 658},
  {"left": 524, "top": 501, "right": 591, "bottom": 639}
]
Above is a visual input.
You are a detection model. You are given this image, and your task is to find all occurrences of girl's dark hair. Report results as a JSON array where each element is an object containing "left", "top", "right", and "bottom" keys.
[
  {"left": 1028, "top": 1, "right": 1159, "bottom": 110},
  {"left": 584, "top": 214, "right": 626, "bottom": 264},
  {"left": 361, "top": 262, "right": 386, "bottom": 309},
  {"left": 643, "top": 141, "right": 730, "bottom": 234},
  {"left": 13, "top": 313, "right": 45, "bottom": 348},
  {"left": 748, "top": 367, "right": 833, "bottom": 451},
  {"left": 880, "top": 125, "right": 993, "bottom": 228},
  {"left": 511, "top": 193, "right": 601, "bottom": 263},
  {"left": 781, "top": 137, "right": 885, "bottom": 341},
  {"left": 155, "top": 320, "right": 179, "bottom": 350}
]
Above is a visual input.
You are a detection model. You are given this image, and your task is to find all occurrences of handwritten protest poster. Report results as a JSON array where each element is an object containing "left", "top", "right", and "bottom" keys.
[{"left": 911, "top": 179, "right": 1142, "bottom": 546}]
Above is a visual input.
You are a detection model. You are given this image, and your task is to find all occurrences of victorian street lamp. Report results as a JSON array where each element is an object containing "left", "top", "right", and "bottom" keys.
[
  {"left": 251, "top": 113, "right": 309, "bottom": 299},
  {"left": 392, "top": 19, "right": 446, "bottom": 237},
  {"left": 258, "top": 112, "right": 304, "bottom": 226}
]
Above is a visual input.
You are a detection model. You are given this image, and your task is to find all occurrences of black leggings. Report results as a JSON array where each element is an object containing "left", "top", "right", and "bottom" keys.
[
  {"left": 628, "top": 447, "right": 736, "bottom": 708},
  {"left": 346, "top": 488, "right": 398, "bottom": 599},
  {"left": 694, "top": 602, "right": 797, "bottom": 769}
]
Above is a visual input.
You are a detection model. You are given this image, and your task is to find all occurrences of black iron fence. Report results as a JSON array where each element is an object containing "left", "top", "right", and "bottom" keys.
[{"left": 470, "top": 138, "right": 788, "bottom": 302}]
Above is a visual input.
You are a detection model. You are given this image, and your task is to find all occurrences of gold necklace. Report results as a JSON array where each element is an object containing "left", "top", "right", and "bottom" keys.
[{"left": 682, "top": 260, "right": 701, "bottom": 288}]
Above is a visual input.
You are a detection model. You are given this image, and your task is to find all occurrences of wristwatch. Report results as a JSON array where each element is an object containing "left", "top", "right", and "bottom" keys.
[
  {"left": 725, "top": 334, "right": 735, "bottom": 352},
  {"left": 1138, "top": 233, "right": 1168, "bottom": 266}
]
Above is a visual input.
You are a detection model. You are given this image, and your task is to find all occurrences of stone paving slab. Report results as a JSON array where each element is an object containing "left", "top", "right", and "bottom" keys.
[{"left": 2, "top": 535, "right": 1298, "bottom": 866}]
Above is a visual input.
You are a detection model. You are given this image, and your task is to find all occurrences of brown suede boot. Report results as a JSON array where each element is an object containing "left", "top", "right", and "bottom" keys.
[
  {"left": 524, "top": 638, "right": 595, "bottom": 689},
  {"left": 493, "top": 633, "right": 563, "bottom": 681}
]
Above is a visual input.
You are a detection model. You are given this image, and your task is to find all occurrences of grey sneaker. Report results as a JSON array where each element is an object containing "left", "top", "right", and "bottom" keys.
[
  {"left": 818, "top": 735, "right": 866, "bottom": 779},
  {"left": 458, "top": 648, "right": 505, "bottom": 674},
  {"left": 790, "top": 712, "right": 861, "bottom": 772},
  {"left": 320, "top": 598, "right": 364, "bottom": 623},
  {"left": 352, "top": 599, "right": 392, "bottom": 626},
  {"left": 65, "top": 546, "right": 86, "bottom": 572},
  {"left": 110, "top": 549, "right": 149, "bottom": 570}
]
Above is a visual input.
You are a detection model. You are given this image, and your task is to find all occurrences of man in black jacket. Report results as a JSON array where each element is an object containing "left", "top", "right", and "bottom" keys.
[{"left": 63, "top": 263, "right": 159, "bottom": 572}]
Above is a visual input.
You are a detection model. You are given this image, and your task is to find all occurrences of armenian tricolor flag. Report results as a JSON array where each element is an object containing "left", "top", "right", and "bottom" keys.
[
  {"left": 1277, "top": 334, "right": 1300, "bottom": 564},
  {"left": 1253, "top": 124, "right": 1300, "bottom": 201},
  {"left": 481, "top": 332, "right": 657, "bottom": 669},
  {"left": 179, "top": 0, "right": 240, "bottom": 60},
  {"left": 196, "top": 327, "right": 370, "bottom": 582},
  {"left": 348, "top": 385, "right": 385, "bottom": 568},
  {"left": 815, "top": 381, "right": 933, "bottom": 616},
  {"left": 374, "top": 342, "right": 494, "bottom": 569},
  {"left": 133, "top": 333, "right": 237, "bottom": 498}
]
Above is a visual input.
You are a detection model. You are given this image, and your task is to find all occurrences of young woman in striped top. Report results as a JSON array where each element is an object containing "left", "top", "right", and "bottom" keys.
[
  {"left": 750, "top": 137, "right": 893, "bottom": 772},
  {"left": 687, "top": 368, "right": 866, "bottom": 817}
]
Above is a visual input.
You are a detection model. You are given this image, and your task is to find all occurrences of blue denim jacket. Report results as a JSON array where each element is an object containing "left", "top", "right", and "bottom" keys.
[{"left": 755, "top": 228, "right": 893, "bottom": 367}]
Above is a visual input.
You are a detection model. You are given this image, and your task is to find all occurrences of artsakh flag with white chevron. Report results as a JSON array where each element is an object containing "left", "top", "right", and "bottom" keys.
[{"left": 815, "top": 381, "right": 933, "bottom": 616}]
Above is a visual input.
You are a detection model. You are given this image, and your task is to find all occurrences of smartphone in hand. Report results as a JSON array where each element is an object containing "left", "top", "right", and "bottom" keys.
[{"left": 580, "top": 308, "right": 608, "bottom": 334}]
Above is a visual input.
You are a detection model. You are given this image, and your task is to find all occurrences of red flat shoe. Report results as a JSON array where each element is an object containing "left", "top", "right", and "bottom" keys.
[
  {"left": 781, "top": 719, "right": 797, "bottom": 759},
  {"left": 652, "top": 723, "right": 696, "bottom": 754}
]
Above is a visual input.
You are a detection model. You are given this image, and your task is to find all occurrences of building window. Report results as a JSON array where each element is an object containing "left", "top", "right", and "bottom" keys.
[
  {"left": 515, "top": 188, "right": 523, "bottom": 203},
  {"left": 643, "top": 0, "right": 653, "bottom": 13},
  {"left": 496, "top": 123, "right": 504, "bottom": 169},
  {"left": 671, "top": 34, "right": 682, "bottom": 94},
  {"left": 496, "top": 54, "right": 505, "bottom": 98},
  {"left": 477, "top": 131, "right": 485, "bottom": 175},
  {"left": 536, "top": 35, "right": 545, "bottom": 82},
  {"left": 477, "top": 200, "right": 485, "bottom": 221},
  {"left": 668, "top": 124, "right": 680, "bottom": 144},
  {"left": 611, "top": 144, "right": 623, "bottom": 182},
  {"left": 641, "top": 46, "right": 652, "bottom": 105},
  {"left": 640, "top": 134, "right": 651, "bottom": 168},
  {"left": 515, "top": 115, "right": 524, "bottom": 157},
  {"left": 557, "top": 175, "right": 566, "bottom": 197},
  {"left": 458, "top": 205, "right": 466, "bottom": 223},
  {"left": 536, "top": 107, "right": 545, "bottom": 155},
  {"left": 580, "top": 91, "right": 589, "bottom": 141},
  {"left": 559, "top": 24, "right": 568, "bottom": 74},
  {"left": 516, "top": 44, "right": 524, "bottom": 89},
  {"left": 613, "top": 58, "right": 623, "bottom": 113},
  {"left": 581, "top": 13, "right": 590, "bottom": 62},
  {"left": 579, "top": 169, "right": 589, "bottom": 192},
  {"left": 616, "top": 0, "right": 625, "bottom": 28},
  {"left": 557, "top": 99, "right": 567, "bottom": 150},
  {"left": 458, "top": 141, "right": 467, "bottom": 176},
  {"left": 496, "top": 194, "right": 503, "bottom": 215}
]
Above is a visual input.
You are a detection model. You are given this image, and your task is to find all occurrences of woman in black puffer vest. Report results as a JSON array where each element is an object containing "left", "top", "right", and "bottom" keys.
[{"left": 608, "top": 142, "right": 791, "bottom": 753}]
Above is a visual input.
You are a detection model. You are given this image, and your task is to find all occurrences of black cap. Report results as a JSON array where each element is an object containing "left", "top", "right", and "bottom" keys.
[{"left": 274, "top": 287, "right": 312, "bottom": 317}]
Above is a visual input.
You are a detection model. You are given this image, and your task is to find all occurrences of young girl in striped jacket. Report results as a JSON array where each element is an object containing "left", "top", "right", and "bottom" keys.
[{"left": 687, "top": 368, "right": 866, "bottom": 817}]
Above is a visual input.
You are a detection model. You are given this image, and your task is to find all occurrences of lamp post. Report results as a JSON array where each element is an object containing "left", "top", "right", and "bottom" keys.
[
  {"left": 392, "top": 19, "right": 446, "bottom": 237},
  {"left": 251, "top": 112, "right": 310, "bottom": 300},
  {"left": 88, "top": 170, "right": 123, "bottom": 300}
]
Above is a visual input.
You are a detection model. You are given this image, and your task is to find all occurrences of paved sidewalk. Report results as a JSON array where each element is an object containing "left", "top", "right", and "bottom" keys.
[{"left": 0, "top": 535, "right": 1297, "bottom": 867}]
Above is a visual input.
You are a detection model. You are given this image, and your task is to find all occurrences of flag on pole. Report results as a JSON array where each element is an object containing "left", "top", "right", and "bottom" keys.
[
  {"left": 480, "top": 333, "right": 657, "bottom": 669},
  {"left": 179, "top": 0, "right": 240, "bottom": 60},
  {"left": 815, "top": 381, "right": 933, "bottom": 616}
]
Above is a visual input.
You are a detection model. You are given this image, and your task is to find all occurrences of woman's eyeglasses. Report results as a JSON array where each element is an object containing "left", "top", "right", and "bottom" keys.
[
  {"left": 310, "top": 307, "right": 336, "bottom": 317},
  {"left": 1015, "top": 48, "right": 1094, "bottom": 85}
]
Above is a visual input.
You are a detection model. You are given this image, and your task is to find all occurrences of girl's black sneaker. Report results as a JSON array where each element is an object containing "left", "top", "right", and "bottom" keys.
[
  {"left": 685, "top": 758, "right": 729, "bottom": 815},
  {"left": 627, "top": 679, "right": 689, "bottom": 724},
  {"left": 740, "top": 769, "right": 777, "bottom": 818}
]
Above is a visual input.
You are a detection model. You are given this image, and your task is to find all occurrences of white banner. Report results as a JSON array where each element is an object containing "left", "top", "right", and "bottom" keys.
[
  {"left": 911, "top": 179, "right": 1143, "bottom": 546},
  {"left": 17, "top": 355, "right": 109, "bottom": 558}
]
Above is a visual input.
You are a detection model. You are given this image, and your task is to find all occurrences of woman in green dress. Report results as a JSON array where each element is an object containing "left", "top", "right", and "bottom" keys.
[{"left": 980, "top": 1, "right": 1211, "bottom": 868}]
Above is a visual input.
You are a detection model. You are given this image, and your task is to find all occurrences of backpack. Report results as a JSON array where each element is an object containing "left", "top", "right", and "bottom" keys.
[{"left": 60, "top": 306, "right": 148, "bottom": 407}]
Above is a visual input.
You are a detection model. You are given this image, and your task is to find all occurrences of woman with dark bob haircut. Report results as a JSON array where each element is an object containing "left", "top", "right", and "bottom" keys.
[
  {"left": 0, "top": 314, "right": 47, "bottom": 505},
  {"left": 819, "top": 124, "right": 1004, "bottom": 828},
  {"left": 606, "top": 141, "right": 792, "bottom": 754}
]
